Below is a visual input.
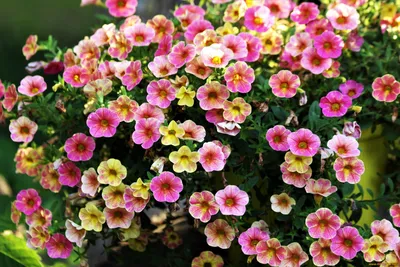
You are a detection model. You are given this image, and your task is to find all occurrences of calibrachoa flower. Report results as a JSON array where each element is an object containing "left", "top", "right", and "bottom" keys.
[
  {"left": 314, "top": 31, "right": 344, "bottom": 59},
  {"left": 371, "top": 219, "right": 400, "bottom": 249},
  {"left": 237, "top": 32, "right": 262, "bottom": 62},
  {"left": 180, "top": 120, "right": 206, "bottom": 142},
  {"left": 65, "top": 220, "right": 86, "bottom": 247},
  {"left": 125, "top": 23, "right": 155, "bottom": 46},
  {"left": 102, "top": 184, "right": 126, "bottom": 209},
  {"left": 148, "top": 55, "right": 178, "bottom": 78},
  {"left": 84, "top": 78, "right": 113, "bottom": 97},
  {"left": 9, "top": 116, "right": 38, "bottom": 143},
  {"left": 146, "top": 79, "right": 176, "bottom": 108},
  {"left": 150, "top": 171, "right": 183, "bottom": 203},
  {"left": 204, "top": 219, "right": 235, "bottom": 249},
  {"left": 22, "top": 35, "right": 38, "bottom": 60},
  {"left": 191, "top": 251, "right": 224, "bottom": 267},
  {"left": 281, "top": 162, "right": 312, "bottom": 188},
  {"left": 79, "top": 203, "right": 105, "bottom": 232},
  {"left": 305, "top": 178, "right": 338, "bottom": 203},
  {"left": 284, "top": 152, "right": 312, "bottom": 174},
  {"left": 327, "top": 134, "right": 360, "bottom": 158},
  {"left": 285, "top": 32, "right": 313, "bottom": 57},
  {"left": 46, "top": 233, "right": 73, "bottom": 259},
  {"left": 215, "top": 185, "right": 249, "bottom": 216},
  {"left": 223, "top": 1, "right": 246, "bottom": 23},
  {"left": 223, "top": 97, "right": 251, "bottom": 123},
  {"left": 269, "top": 70, "right": 300, "bottom": 98},
  {"left": 309, "top": 239, "right": 340, "bottom": 266},
  {"left": 147, "top": 15, "right": 174, "bottom": 43},
  {"left": 244, "top": 5, "right": 275, "bottom": 32},
  {"left": 97, "top": 158, "right": 127, "bottom": 186},
  {"left": 162, "top": 227, "right": 183, "bottom": 249},
  {"left": 124, "top": 187, "right": 150, "bottom": 213},
  {"left": 390, "top": 204, "right": 400, "bottom": 227},
  {"left": 15, "top": 188, "right": 41, "bottom": 215},
  {"left": 198, "top": 142, "right": 225, "bottom": 172},
  {"left": 15, "top": 147, "right": 44, "bottom": 177},
  {"left": 3, "top": 84, "right": 18, "bottom": 112},
  {"left": 372, "top": 74, "right": 400, "bottom": 102},
  {"left": 305, "top": 18, "right": 334, "bottom": 38},
  {"left": 290, "top": 2, "right": 319, "bottom": 24},
  {"left": 130, "top": 178, "right": 150, "bottom": 199},
  {"left": 132, "top": 118, "right": 162, "bottom": 149},
  {"left": 381, "top": 252, "right": 400, "bottom": 267},
  {"left": 184, "top": 19, "right": 213, "bottom": 42},
  {"left": 134, "top": 103, "right": 165, "bottom": 122},
  {"left": 17, "top": 75, "right": 46, "bottom": 97},
  {"left": 185, "top": 57, "right": 213, "bottom": 79},
  {"left": 104, "top": 207, "right": 134, "bottom": 229},
  {"left": 265, "top": 0, "right": 291, "bottom": 18},
  {"left": 27, "top": 226, "right": 50, "bottom": 249},
  {"left": 305, "top": 208, "right": 341, "bottom": 239},
  {"left": 155, "top": 35, "right": 172, "bottom": 56},
  {"left": 280, "top": 242, "right": 309, "bottom": 267},
  {"left": 362, "top": 235, "right": 389, "bottom": 262},
  {"left": 105, "top": 0, "right": 138, "bottom": 17},
  {"left": 58, "top": 161, "right": 81, "bottom": 187},
  {"left": 201, "top": 44, "right": 234, "bottom": 68},
  {"left": 64, "top": 133, "right": 95, "bottom": 162},
  {"left": 222, "top": 34, "right": 248, "bottom": 60},
  {"left": 331, "top": 226, "right": 364, "bottom": 260},
  {"left": 63, "top": 65, "right": 90, "bottom": 87},
  {"left": 287, "top": 128, "right": 321, "bottom": 157},
  {"left": 319, "top": 91, "right": 352, "bottom": 117},
  {"left": 26, "top": 207, "right": 52, "bottom": 228},
  {"left": 266, "top": 125, "right": 291, "bottom": 151},
  {"left": 224, "top": 61, "right": 255, "bottom": 93},
  {"left": 346, "top": 30, "right": 364, "bottom": 52},
  {"left": 159, "top": 120, "right": 185, "bottom": 146},
  {"left": 326, "top": 3, "right": 360, "bottom": 30},
  {"left": 333, "top": 156, "right": 365, "bottom": 184},
  {"left": 108, "top": 32, "right": 133, "bottom": 60},
  {"left": 169, "top": 145, "right": 200, "bottom": 173},
  {"left": 339, "top": 80, "right": 364, "bottom": 99},
  {"left": 197, "top": 82, "right": 229, "bottom": 110},
  {"left": 238, "top": 227, "right": 269, "bottom": 255},
  {"left": 301, "top": 47, "right": 333, "bottom": 75},
  {"left": 81, "top": 168, "right": 99, "bottom": 197},
  {"left": 256, "top": 238, "right": 287, "bottom": 266},
  {"left": 270, "top": 193, "right": 295, "bottom": 215},
  {"left": 40, "top": 163, "right": 62, "bottom": 193},
  {"left": 322, "top": 59, "right": 340, "bottom": 77},
  {"left": 119, "top": 218, "right": 141, "bottom": 241},
  {"left": 259, "top": 29, "right": 283, "bottom": 55},
  {"left": 168, "top": 41, "right": 196, "bottom": 68},
  {"left": 86, "top": 108, "right": 120, "bottom": 138},
  {"left": 189, "top": 191, "right": 219, "bottom": 223},
  {"left": 343, "top": 121, "right": 361, "bottom": 139},
  {"left": 121, "top": 60, "right": 143, "bottom": 90},
  {"left": 109, "top": 95, "right": 138, "bottom": 122}
]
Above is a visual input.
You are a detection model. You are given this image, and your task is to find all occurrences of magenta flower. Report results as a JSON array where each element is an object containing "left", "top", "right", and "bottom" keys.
[
  {"left": 265, "top": 0, "right": 291, "bottom": 19},
  {"left": 287, "top": 128, "right": 321, "bottom": 157},
  {"left": 104, "top": 207, "right": 134, "bottom": 229},
  {"left": 86, "top": 108, "right": 120, "bottom": 138},
  {"left": 238, "top": 227, "right": 269, "bottom": 255},
  {"left": 266, "top": 125, "right": 291, "bottom": 151},
  {"left": 390, "top": 204, "right": 400, "bottom": 227},
  {"left": 189, "top": 191, "right": 219, "bottom": 223},
  {"left": 285, "top": 32, "right": 313, "bottom": 57},
  {"left": 150, "top": 171, "right": 183, "bottom": 203},
  {"left": 305, "top": 18, "right": 334, "bottom": 38},
  {"left": 301, "top": 47, "right": 333, "bottom": 75},
  {"left": 215, "top": 185, "right": 249, "bottom": 216},
  {"left": 132, "top": 118, "right": 162, "bottom": 149},
  {"left": 133, "top": 103, "right": 164, "bottom": 122},
  {"left": 326, "top": 3, "right": 360, "bottom": 30},
  {"left": 269, "top": 70, "right": 300, "bottom": 98},
  {"left": 331, "top": 226, "right": 364, "bottom": 260},
  {"left": 244, "top": 6, "right": 275, "bottom": 32},
  {"left": 197, "top": 82, "right": 229, "bottom": 111},
  {"left": 339, "top": 80, "right": 364, "bottom": 99},
  {"left": 45, "top": 233, "right": 73, "bottom": 259},
  {"left": 18, "top": 75, "right": 47, "bottom": 97},
  {"left": 346, "top": 30, "right": 364, "bottom": 52},
  {"left": 125, "top": 23, "right": 155, "bottom": 46},
  {"left": 319, "top": 91, "right": 352, "bottom": 117},
  {"left": 105, "top": 0, "right": 137, "bottom": 17},
  {"left": 9, "top": 116, "right": 38, "bottom": 143},
  {"left": 334, "top": 157, "right": 365, "bottom": 184},
  {"left": 314, "top": 31, "right": 344, "bottom": 59},
  {"left": 224, "top": 61, "right": 255, "bottom": 93},
  {"left": 327, "top": 134, "right": 360, "bottom": 158},
  {"left": 167, "top": 41, "right": 196, "bottom": 68},
  {"left": 15, "top": 188, "right": 41, "bottom": 215},
  {"left": 371, "top": 219, "right": 400, "bottom": 249},
  {"left": 148, "top": 55, "right": 178, "bottom": 78},
  {"left": 121, "top": 60, "right": 143, "bottom": 91},
  {"left": 290, "top": 2, "right": 319, "bottom": 24},
  {"left": 58, "top": 162, "right": 81, "bottom": 187},
  {"left": 222, "top": 34, "right": 248, "bottom": 60},
  {"left": 63, "top": 65, "right": 90, "bottom": 88},
  {"left": 322, "top": 60, "right": 341, "bottom": 79},
  {"left": 310, "top": 239, "right": 340, "bottom": 266},
  {"left": 0, "top": 80, "right": 4, "bottom": 99},
  {"left": 237, "top": 32, "right": 262, "bottom": 62},
  {"left": 372, "top": 74, "right": 400, "bottom": 103},
  {"left": 198, "top": 142, "right": 226, "bottom": 172},
  {"left": 146, "top": 79, "right": 176, "bottom": 108},
  {"left": 201, "top": 44, "right": 234, "bottom": 68},
  {"left": 155, "top": 35, "right": 172, "bottom": 56},
  {"left": 65, "top": 133, "right": 95, "bottom": 162},
  {"left": 306, "top": 208, "right": 341, "bottom": 239},
  {"left": 184, "top": 20, "right": 213, "bottom": 42}
]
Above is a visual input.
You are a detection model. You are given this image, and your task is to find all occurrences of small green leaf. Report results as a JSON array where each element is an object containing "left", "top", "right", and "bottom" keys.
[{"left": 0, "top": 234, "right": 43, "bottom": 267}]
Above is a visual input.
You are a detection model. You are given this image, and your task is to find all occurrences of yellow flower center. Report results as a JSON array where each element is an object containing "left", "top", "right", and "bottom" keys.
[
  {"left": 101, "top": 119, "right": 109, "bottom": 127},
  {"left": 135, "top": 35, "right": 144, "bottom": 42},
  {"left": 77, "top": 144, "right": 86, "bottom": 152},
  {"left": 385, "top": 86, "right": 392, "bottom": 92},
  {"left": 208, "top": 92, "right": 217, "bottom": 99},
  {"left": 20, "top": 126, "right": 30, "bottom": 134},
  {"left": 298, "top": 141, "right": 308, "bottom": 149},
  {"left": 212, "top": 56, "right": 222, "bottom": 65},
  {"left": 233, "top": 73, "right": 242, "bottom": 82},
  {"left": 168, "top": 130, "right": 176, "bottom": 135},
  {"left": 344, "top": 239, "right": 353, "bottom": 247},
  {"left": 280, "top": 82, "right": 289, "bottom": 89},
  {"left": 198, "top": 68, "right": 206, "bottom": 75},
  {"left": 254, "top": 17, "right": 263, "bottom": 25},
  {"left": 73, "top": 74, "right": 80, "bottom": 82},
  {"left": 312, "top": 58, "right": 321, "bottom": 66},
  {"left": 338, "top": 147, "right": 347, "bottom": 154},
  {"left": 323, "top": 42, "right": 332, "bottom": 49},
  {"left": 348, "top": 90, "right": 356, "bottom": 97},
  {"left": 273, "top": 136, "right": 281, "bottom": 142},
  {"left": 225, "top": 198, "right": 234, "bottom": 206},
  {"left": 162, "top": 183, "right": 170, "bottom": 189},
  {"left": 337, "top": 16, "right": 347, "bottom": 24},
  {"left": 117, "top": 0, "right": 126, "bottom": 7},
  {"left": 31, "top": 87, "right": 39, "bottom": 93},
  {"left": 331, "top": 103, "right": 340, "bottom": 111}
]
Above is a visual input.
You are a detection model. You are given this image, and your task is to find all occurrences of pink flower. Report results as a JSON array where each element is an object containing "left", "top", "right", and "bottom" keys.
[
  {"left": 63, "top": 66, "right": 90, "bottom": 87},
  {"left": 155, "top": 35, "right": 173, "bottom": 56},
  {"left": 301, "top": 47, "right": 333, "bottom": 75},
  {"left": 65, "top": 220, "right": 86, "bottom": 247},
  {"left": 180, "top": 120, "right": 206, "bottom": 142},
  {"left": 9, "top": 116, "right": 38, "bottom": 143},
  {"left": 323, "top": 60, "right": 340, "bottom": 78},
  {"left": 285, "top": 32, "right": 313, "bottom": 57},
  {"left": 310, "top": 239, "right": 340, "bottom": 266},
  {"left": 306, "top": 208, "right": 341, "bottom": 239},
  {"left": 108, "top": 32, "right": 132, "bottom": 60},
  {"left": 86, "top": 108, "right": 120, "bottom": 138},
  {"left": 168, "top": 41, "right": 196, "bottom": 68},
  {"left": 17, "top": 75, "right": 46, "bottom": 97},
  {"left": 222, "top": 34, "right": 248, "bottom": 60},
  {"left": 124, "top": 187, "right": 150, "bottom": 213},
  {"left": 256, "top": 238, "right": 287, "bottom": 266},
  {"left": 22, "top": 35, "right": 38, "bottom": 60},
  {"left": 45, "top": 233, "right": 73, "bottom": 259},
  {"left": 372, "top": 74, "right": 400, "bottom": 103},
  {"left": 73, "top": 39, "right": 100, "bottom": 61},
  {"left": 125, "top": 23, "right": 155, "bottom": 46},
  {"left": 343, "top": 121, "right": 361, "bottom": 139},
  {"left": 121, "top": 60, "right": 143, "bottom": 91},
  {"left": 109, "top": 95, "right": 138, "bottom": 123},
  {"left": 132, "top": 118, "right": 162, "bottom": 149},
  {"left": 326, "top": 3, "right": 360, "bottom": 30},
  {"left": 104, "top": 207, "right": 134, "bottom": 229},
  {"left": 133, "top": 103, "right": 164, "bottom": 122},
  {"left": 280, "top": 162, "right": 312, "bottom": 188},
  {"left": 174, "top": 5, "right": 205, "bottom": 20},
  {"left": 280, "top": 242, "right": 309, "bottom": 267},
  {"left": 198, "top": 142, "right": 225, "bottom": 172},
  {"left": 237, "top": 33, "right": 262, "bottom": 62},
  {"left": 305, "top": 178, "right": 338, "bottom": 199},
  {"left": 184, "top": 20, "right": 214, "bottom": 42},
  {"left": 150, "top": 171, "right": 183, "bottom": 203},
  {"left": 280, "top": 49, "right": 302, "bottom": 71},
  {"left": 238, "top": 227, "right": 269, "bottom": 255},
  {"left": 266, "top": 125, "right": 291, "bottom": 151},
  {"left": 319, "top": 91, "right": 352, "bottom": 117},
  {"left": 224, "top": 61, "right": 255, "bottom": 93},
  {"left": 314, "top": 31, "right": 344, "bottom": 59},
  {"left": 223, "top": 97, "right": 252, "bottom": 123},
  {"left": 215, "top": 185, "right": 249, "bottom": 216},
  {"left": 390, "top": 204, "right": 400, "bottom": 227},
  {"left": 64, "top": 133, "right": 95, "bottom": 162},
  {"left": 371, "top": 219, "right": 400, "bottom": 249},
  {"left": 290, "top": 2, "right": 319, "bottom": 24},
  {"left": 201, "top": 44, "right": 233, "bottom": 68},
  {"left": 264, "top": 0, "right": 292, "bottom": 19},
  {"left": 146, "top": 15, "right": 174, "bottom": 43},
  {"left": 305, "top": 18, "right": 334, "bottom": 38},
  {"left": 0, "top": 80, "right": 4, "bottom": 99},
  {"left": 40, "top": 163, "right": 62, "bottom": 193},
  {"left": 185, "top": 57, "right": 213, "bottom": 79},
  {"left": 345, "top": 30, "right": 364, "bottom": 52},
  {"left": 334, "top": 156, "right": 365, "bottom": 184},
  {"left": 146, "top": 79, "right": 176, "bottom": 108},
  {"left": 197, "top": 82, "right": 229, "bottom": 111},
  {"left": 331, "top": 226, "right": 364, "bottom": 260},
  {"left": 148, "top": 55, "right": 178, "bottom": 78},
  {"left": 327, "top": 134, "right": 360, "bottom": 158},
  {"left": 339, "top": 80, "right": 364, "bottom": 99},
  {"left": 3, "top": 84, "right": 18, "bottom": 112},
  {"left": 58, "top": 162, "right": 81, "bottom": 187},
  {"left": 189, "top": 191, "right": 219, "bottom": 223},
  {"left": 287, "top": 128, "right": 321, "bottom": 157},
  {"left": 269, "top": 70, "right": 300, "bottom": 98},
  {"left": 105, "top": 0, "right": 138, "bottom": 17},
  {"left": 216, "top": 121, "right": 241, "bottom": 136},
  {"left": 204, "top": 219, "right": 235, "bottom": 249},
  {"left": 244, "top": 6, "right": 275, "bottom": 32},
  {"left": 27, "top": 226, "right": 50, "bottom": 249},
  {"left": 81, "top": 168, "right": 100, "bottom": 197},
  {"left": 15, "top": 188, "right": 41, "bottom": 215}
]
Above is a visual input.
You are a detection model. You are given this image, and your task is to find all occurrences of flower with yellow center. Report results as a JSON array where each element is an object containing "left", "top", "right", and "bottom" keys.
[
  {"left": 97, "top": 158, "right": 127, "bottom": 186},
  {"left": 130, "top": 178, "right": 151, "bottom": 199},
  {"left": 169, "top": 146, "right": 200, "bottom": 173},
  {"left": 284, "top": 152, "right": 313, "bottom": 174},
  {"left": 176, "top": 87, "right": 195, "bottom": 107},
  {"left": 380, "top": 3, "right": 397, "bottom": 20},
  {"left": 159, "top": 120, "right": 185, "bottom": 146},
  {"left": 79, "top": 203, "right": 105, "bottom": 232},
  {"left": 216, "top": 22, "right": 239, "bottom": 36},
  {"left": 362, "top": 235, "right": 389, "bottom": 263}
]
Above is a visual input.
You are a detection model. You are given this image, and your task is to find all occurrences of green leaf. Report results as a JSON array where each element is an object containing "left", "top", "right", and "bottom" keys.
[
  {"left": 239, "top": 176, "right": 259, "bottom": 192},
  {"left": 0, "top": 234, "right": 43, "bottom": 267}
]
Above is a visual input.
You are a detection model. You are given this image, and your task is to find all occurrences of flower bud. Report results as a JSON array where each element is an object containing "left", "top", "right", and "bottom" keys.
[
  {"left": 150, "top": 157, "right": 167, "bottom": 173},
  {"left": 343, "top": 121, "right": 361, "bottom": 139}
]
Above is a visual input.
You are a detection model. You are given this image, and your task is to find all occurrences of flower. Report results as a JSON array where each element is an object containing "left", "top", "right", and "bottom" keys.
[
  {"left": 284, "top": 152, "right": 312, "bottom": 174},
  {"left": 134, "top": 103, "right": 162, "bottom": 122},
  {"left": 287, "top": 128, "right": 321, "bottom": 157},
  {"left": 331, "top": 226, "right": 364, "bottom": 260},
  {"left": 224, "top": 1, "right": 246, "bottom": 23},
  {"left": 381, "top": 252, "right": 400, "bottom": 267},
  {"left": 40, "top": 163, "right": 62, "bottom": 193},
  {"left": 201, "top": 44, "right": 233, "bottom": 68},
  {"left": 223, "top": 97, "right": 252, "bottom": 123},
  {"left": 45, "top": 233, "right": 73, "bottom": 259},
  {"left": 162, "top": 227, "right": 183, "bottom": 249},
  {"left": 390, "top": 204, "right": 400, "bottom": 227},
  {"left": 63, "top": 65, "right": 90, "bottom": 87},
  {"left": 266, "top": 125, "right": 291, "bottom": 151},
  {"left": 319, "top": 91, "right": 352, "bottom": 117},
  {"left": 97, "top": 158, "right": 127, "bottom": 186},
  {"left": 204, "top": 219, "right": 235, "bottom": 249},
  {"left": 238, "top": 227, "right": 269, "bottom": 255},
  {"left": 124, "top": 187, "right": 150, "bottom": 213},
  {"left": 81, "top": 168, "right": 100, "bottom": 197},
  {"left": 180, "top": 120, "right": 206, "bottom": 142},
  {"left": 9, "top": 116, "right": 38, "bottom": 143},
  {"left": 26, "top": 207, "right": 52, "bottom": 228},
  {"left": 333, "top": 156, "right": 365, "bottom": 184},
  {"left": 326, "top": 3, "right": 360, "bottom": 30},
  {"left": 105, "top": 0, "right": 138, "bottom": 17},
  {"left": 309, "top": 239, "right": 340, "bottom": 266},
  {"left": 372, "top": 74, "right": 400, "bottom": 103},
  {"left": 215, "top": 185, "right": 249, "bottom": 216},
  {"left": 290, "top": 2, "right": 319, "bottom": 24},
  {"left": 102, "top": 184, "right": 126, "bottom": 209},
  {"left": 15, "top": 188, "right": 41, "bottom": 216},
  {"left": 281, "top": 162, "right": 312, "bottom": 188},
  {"left": 237, "top": 32, "right": 262, "bottom": 62},
  {"left": 159, "top": 120, "right": 185, "bottom": 146},
  {"left": 125, "top": 23, "right": 155, "bottom": 46},
  {"left": 198, "top": 142, "right": 225, "bottom": 172},
  {"left": 3, "top": 84, "right": 18, "bottom": 112},
  {"left": 322, "top": 60, "right": 340, "bottom": 79},
  {"left": 155, "top": 35, "right": 172, "bottom": 56},
  {"left": 343, "top": 121, "right": 361, "bottom": 139},
  {"left": 185, "top": 57, "right": 213, "bottom": 79},
  {"left": 109, "top": 95, "right": 138, "bottom": 122},
  {"left": 339, "top": 80, "right": 364, "bottom": 99},
  {"left": 280, "top": 242, "right": 309, "bottom": 267},
  {"left": 84, "top": 78, "right": 113, "bottom": 98},
  {"left": 146, "top": 79, "right": 176, "bottom": 108},
  {"left": 222, "top": 34, "right": 248, "bottom": 60},
  {"left": 176, "top": 86, "right": 196, "bottom": 107},
  {"left": 108, "top": 32, "right": 132, "bottom": 60},
  {"left": 256, "top": 238, "right": 287, "bottom": 266},
  {"left": 314, "top": 31, "right": 344, "bottom": 59},
  {"left": 285, "top": 32, "right": 313, "bottom": 57},
  {"left": 189, "top": 191, "right": 219, "bottom": 223},
  {"left": 327, "top": 134, "right": 360, "bottom": 158},
  {"left": 265, "top": 0, "right": 291, "bottom": 19},
  {"left": 86, "top": 108, "right": 120, "bottom": 138},
  {"left": 301, "top": 47, "right": 333, "bottom": 75},
  {"left": 224, "top": 61, "right": 255, "bottom": 93},
  {"left": 58, "top": 162, "right": 81, "bottom": 187},
  {"left": 64, "top": 133, "right": 95, "bottom": 162},
  {"left": 259, "top": 29, "right": 283, "bottom": 55},
  {"left": 121, "top": 60, "right": 143, "bottom": 91},
  {"left": 306, "top": 208, "right": 341, "bottom": 239},
  {"left": 15, "top": 147, "right": 44, "bottom": 177},
  {"left": 362, "top": 235, "right": 389, "bottom": 262},
  {"left": 184, "top": 20, "right": 213, "bottom": 42},
  {"left": 305, "top": 18, "right": 334, "bottom": 38},
  {"left": 191, "top": 251, "right": 224, "bottom": 267},
  {"left": 197, "top": 82, "right": 229, "bottom": 111},
  {"left": 216, "top": 121, "right": 241, "bottom": 136},
  {"left": 22, "top": 35, "right": 38, "bottom": 60},
  {"left": 148, "top": 55, "right": 178, "bottom": 78},
  {"left": 147, "top": 15, "right": 174, "bottom": 43},
  {"left": 270, "top": 193, "right": 295, "bottom": 215},
  {"left": 132, "top": 118, "right": 162, "bottom": 149},
  {"left": 168, "top": 41, "right": 196, "bottom": 68},
  {"left": 305, "top": 178, "right": 337, "bottom": 202},
  {"left": 119, "top": 218, "right": 141, "bottom": 241},
  {"left": 150, "top": 171, "right": 183, "bottom": 203},
  {"left": 65, "top": 220, "right": 86, "bottom": 247},
  {"left": 27, "top": 226, "right": 50, "bottom": 249},
  {"left": 371, "top": 219, "right": 400, "bottom": 249},
  {"left": 345, "top": 30, "right": 364, "bottom": 52},
  {"left": 17, "top": 75, "right": 46, "bottom": 97},
  {"left": 269, "top": 70, "right": 300, "bottom": 98},
  {"left": 130, "top": 178, "right": 150, "bottom": 199},
  {"left": 104, "top": 207, "right": 134, "bottom": 229},
  {"left": 244, "top": 6, "right": 275, "bottom": 32},
  {"left": 79, "top": 203, "right": 105, "bottom": 232}
]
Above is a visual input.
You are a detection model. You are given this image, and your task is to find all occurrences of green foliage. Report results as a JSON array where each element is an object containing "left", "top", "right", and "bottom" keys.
[{"left": 0, "top": 234, "right": 43, "bottom": 267}]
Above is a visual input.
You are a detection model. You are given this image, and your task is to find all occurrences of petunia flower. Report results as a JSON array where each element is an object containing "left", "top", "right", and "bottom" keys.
[
  {"left": 362, "top": 235, "right": 389, "bottom": 262},
  {"left": 188, "top": 191, "right": 219, "bottom": 223},
  {"left": 270, "top": 193, "right": 295, "bottom": 215},
  {"left": 198, "top": 142, "right": 225, "bottom": 172},
  {"left": 287, "top": 128, "right": 321, "bottom": 157},
  {"left": 256, "top": 238, "right": 287, "bottom": 266},
  {"left": 65, "top": 220, "right": 86, "bottom": 247},
  {"left": 331, "top": 226, "right": 364, "bottom": 260},
  {"left": 333, "top": 156, "right": 365, "bottom": 184},
  {"left": 150, "top": 171, "right": 183, "bottom": 203},
  {"left": 86, "top": 108, "right": 120, "bottom": 138},
  {"left": 83, "top": 78, "right": 113, "bottom": 98},
  {"left": 159, "top": 120, "right": 185, "bottom": 146},
  {"left": 201, "top": 44, "right": 234, "bottom": 68},
  {"left": 104, "top": 207, "right": 134, "bottom": 229},
  {"left": 305, "top": 18, "right": 334, "bottom": 38},
  {"left": 191, "top": 251, "right": 224, "bottom": 267},
  {"left": 310, "top": 239, "right": 340, "bottom": 266},
  {"left": 129, "top": 178, "right": 150, "bottom": 199},
  {"left": 285, "top": 32, "right": 313, "bottom": 57},
  {"left": 339, "top": 80, "right": 364, "bottom": 99},
  {"left": 345, "top": 30, "right": 364, "bottom": 52},
  {"left": 63, "top": 65, "right": 90, "bottom": 87},
  {"left": 223, "top": 1, "right": 246, "bottom": 23},
  {"left": 27, "top": 226, "right": 50, "bottom": 249},
  {"left": 3, "top": 84, "right": 18, "bottom": 112},
  {"left": 79, "top": 203, "right": 105, "bottom": 232},
  {"left": 204, "top": 219, "right": 235, "bottom": 249},
  {"left": 237, "top": 32, "right": 262, "bottom": 62},
  {"left": 121, "top": 60, "right": 143, "bottom": 91},
  {"left": 280, "top": 242, "right": 309, "bottom": 266},
  {"left": 124, "top": 187, "right": 150, "bottom": 213},
  {"left": 81, "top": 168, "right": 99, "bottom": 197},
  {"left": 259, "top": 29, "right": 283, "bottom": 55},
  {"left": 314, "top": 31, "right": 344, "bottom": 59},
  {"left": 105, "top": 0, "right": 138, "bottom": 17},
  {"left": 15, "top": 147, "right": 44, "bottom": 177},
  {"left": 125, "top": 23, "right": 155, "bottom": 46},
  {"left": 269, "top": 70, "right": 300, "bottom": 98},
  {"left": 280, "top": 162, "right": 312, "bottom": 188},
  {"left": 238, "top": 227, "right": 269, "bottom": 255},
  {"left": 224, "top": 61, "right": 255, "bottom": 93},
  {"left": 244, "top": 6, "right": 275, "bottom": 32},
  {"left": 18, "top": 75, "right": 46, "bottom": 97},
  {"left": 22, "top": 35, "right": 38, "bottom": 60},
  {"left": 180, "top": 120, "right": 206, "bottom": 142},
  {"left": 168, "top": 41, "right": 196, "bottom": 68},
  {"left": 300, "top": 47, "right": 333, "bottom": 75},
  {"left": 223, "top": 97, "right": 251, "bottom": 123},
  {"left": 132, "top": 118, "right": 162, "bottom": 149},
  {"left": 372, "top": 74, "right": 400, "bottom": 103},
  {"left": 97, "top": 158, "right": 127, "bottom": 186},
  {"left": 147, "top": 15, "right": 174, "bottom": 43},
  {"left": 9, "top": 116, "right": 38, "bottom": 143},
  {"left": 134, "top": 102, "right": 165, "bottom": 121},
  {"left": 155, "top": 35, "right": 172, "bottom": 56},
  {"left": 305, "top": 178, "right": 337, "bottom": 204},
  {"left": 265, "top": 0, "right": 291, "bottom": 19},
  {"left": 266, "top": 125, "right": 291, "bottom": 151},
  {"left": 327, "top": 134, "right": 360, "bottom": 158},
  {"left": 40, "top": 163, "right": 62, "bottom": 193},
  {"left": 58, "top": 161, "right": 81, "bottom": 187},
  {"left": 26, "top": 207, "right": 52, "bottom": 229},
  {"left": 45, "top": 233, "right": 73, "bottom": 259},
  {"left": 162, "top": 227, "right": 183, "bottom": 249},
  {"left": 290, "top": 2, "right": 319, "bottom": 24},
  {"left": 146, "top": 79, "right": 176, "bottom": 109},
  {"left": 326, "top": 3, "right": 360, "bottom": 30},
  {"left": 284, "top": 152, "right": 312, "bottom": 174},
  {"left": 64, "top": 133, "right": 96, "bottom": 162},
  {"left": 102, "top": 184, "right": 126, "bottom": 209},
  {"left": 215, "top": 185, "right": 249, "bottom": 216},
  {"left": 109, "top": 95, "right": 138, "bottom": 123},
  {"left": 185, "top": 57, "right": 213, "bottom": 79},
  {"left": 108, "top": 32, "right": 133, "bottom": 60},
  {"left": 390, "top": 204, "right": 400, "bottom": 227},
  {"left": 371, "top": 219, "right": 400, "bottom": 249},
  {"left": 222, "top": 34, "right": 248, "bottom": 60},
  {"left": 119, "top": 218, "right": 141, "bottom": 241},
  {"left": 148, "top": 55, "right": 178, "bottom": 78},
  {"left": 184, "top": 20, "right": 214, "bottom": 42},
  {"left": 176, "top": 86, "right": 196, "bottom": 107},
  {"left": 306, "top": 208, "right": 341, "bottom": 239}
]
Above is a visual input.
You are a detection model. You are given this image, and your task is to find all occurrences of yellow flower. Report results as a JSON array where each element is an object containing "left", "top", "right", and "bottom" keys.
[
  {"left": 169, "top": 146, "right": 200, "bottom": 173},
  {"left": 284, "top": 152, "right": 312, "bottom": 174},
  {"left": 362, "top": 235, "right": 389, "bottom": 263},
  {"left": 216, "top": 22, "right": 239, "bottom": 36},
  {"left": 97, "top": 158, "right": 127, "bottom": 186},
  {"left": 176, "top": 87, "right": 195, "bottom": 107},
  {"left": 380, "top": 3, "right": 397, "bottom": 20},
  {"left": 119, "top": 218, "right": 141, "bottom": 241},
  {"left": 130, "top": 178, "right": 151, "bottom": 199},
  {"left": 79, "top": 203, "right": 105, "bottom": 232},
  {"left": 159, "top": 120, "right": 185, "bottom": 146},
  {"left": 381, "top": 252, "right": 399, "bottom": 267}
]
